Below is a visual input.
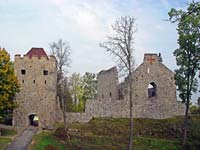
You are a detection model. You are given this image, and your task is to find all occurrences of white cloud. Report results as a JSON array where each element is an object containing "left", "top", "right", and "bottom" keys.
[
  {"left": 49, "top": 0, "right": 64, "bottom": 5},
  {"left": 160, "top": 0, "right": 170, "bottom": 9},
  {"left": 0, "top": 0, "right": 189, "bottom": 74}
]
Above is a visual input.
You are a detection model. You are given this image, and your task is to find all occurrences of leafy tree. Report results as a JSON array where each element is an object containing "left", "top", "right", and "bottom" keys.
[
  {"left": 198, "top": 97, "right": 200, "bottom": 107},
  {"left": 82, "top": 72, "right": 97, "bottom": 109},
  {"left": 63, "top": 81, "right": 73, "bottom": 112},
  {"left": 69, "top": 73, "right": 84, "bottom": 112},
  {"left": 168, "top": 1, "right": 200, "bottom": 146},
  {"left": 0, "top": 48, "right": 20, "bottom": 120},
  {"left": 190, "top": 105, "right": 200, "bottom": 115},
  {"left": 100, "top": 16, "right": 137, "bottom": 150},
  {"left": 67, "top": 72, "right": 97, "bottom": 112}
]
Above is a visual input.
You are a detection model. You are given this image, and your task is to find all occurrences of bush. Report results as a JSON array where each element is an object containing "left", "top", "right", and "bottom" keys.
[
  {"left": 54, "top": 127, "right": 69, "bottom": 140},
  {"left": 0, "top": 128, "right": 17, "bottom": 136},
  {"left": 190, "top": 105, "right": 200, "bottom": 115},
  {"left": 45, "top": 144, "right": 60, "bottom": 150}
]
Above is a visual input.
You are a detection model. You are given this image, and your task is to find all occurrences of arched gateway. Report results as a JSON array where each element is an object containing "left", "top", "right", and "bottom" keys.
[{"left": 28, "top": 114, "right": 39, "bottom": 126}]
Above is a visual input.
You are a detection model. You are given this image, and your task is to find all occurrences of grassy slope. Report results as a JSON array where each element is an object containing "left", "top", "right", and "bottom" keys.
[
  {"left": 29, "top": 132, "right": 65, "bottom": 150},
  {"left": 0, "top": 138, "right": 11, "bottom": 150},
  {"left": 30, "top": 116, "right": 200, "bottom": 150},
  {"left": 0, "top": 128, "right": 17, "bottom": 150},
  {"left": 0, "top": 128, "right": 17, "bottom": 136}
]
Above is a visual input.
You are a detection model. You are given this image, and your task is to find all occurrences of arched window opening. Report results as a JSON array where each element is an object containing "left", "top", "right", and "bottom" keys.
[
  {"left": 28, "top": 114, "right": 39, "bottom": 126},
  {"left": 109, "top": 92, "right": 112, "bottom": 99},
  {"left": 148, "top": 82, "right": 157, "bottom": 98}
]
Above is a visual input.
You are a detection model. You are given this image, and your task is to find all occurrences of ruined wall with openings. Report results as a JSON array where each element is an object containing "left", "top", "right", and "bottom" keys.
[
  {"left": 13, "top": 50, "right": 185, "bottom": 125},
  {"left": 84, "top": 53, "right": 185, "bottom": 119}
]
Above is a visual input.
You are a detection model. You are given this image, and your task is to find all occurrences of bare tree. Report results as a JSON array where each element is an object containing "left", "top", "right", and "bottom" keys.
[
  {"left": 100, "top": 16, "right": 137, "bottom": 150},
  {"left": 50, "top": 39, "right": 71, "bottom": 80},
  {"left": 49, "top": 39, "right": 71, "bottom": 130}
]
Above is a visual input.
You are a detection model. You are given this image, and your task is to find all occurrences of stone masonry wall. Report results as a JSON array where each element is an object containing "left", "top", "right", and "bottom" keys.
[
  {"left": 97, "top": 67, "right": 119, "bottom": 100},
  {"left": 13, "top": 51, "right": 185, "bottom": 125},
  {"left": 64, "top": 113, "right": 92, "bottom": 123},
  {"left": 69, "top": 53, "right": 185, "bottom": 123}
]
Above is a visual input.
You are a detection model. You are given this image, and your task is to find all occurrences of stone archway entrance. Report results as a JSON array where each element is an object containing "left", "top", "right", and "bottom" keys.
[{"left": 28, "top": 114, "right": 39, "bottom": 126}]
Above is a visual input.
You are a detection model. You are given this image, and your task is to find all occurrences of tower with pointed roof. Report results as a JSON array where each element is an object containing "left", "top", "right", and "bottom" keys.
[{"left": 13, "top": 48, "right": 61, "bottom": 128}]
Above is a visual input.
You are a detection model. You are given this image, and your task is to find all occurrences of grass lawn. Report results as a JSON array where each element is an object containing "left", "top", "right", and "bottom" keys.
[
  {"left": 30, "top": 116, "right": 200, "bottom": 150},
  {"left": 65, "top": 135, "right": 181, "bottom": 150},
  {"left": 133, "top": 137, "right": 181, "bottom": 150},
  {"left": 0, "top": 128, "right": 17, "bottom": 150},
  {"left": 29, "top": 132, "right": 65, "bottom": 150},
  {"left": 29, "top": 132, "right": 181, "bottom": 150},
  {"left": 0, "top": 128, "right": 17, "bottom": 136},
  {"left": 0, "top": 137, "right": 11, "bottom": 150}
]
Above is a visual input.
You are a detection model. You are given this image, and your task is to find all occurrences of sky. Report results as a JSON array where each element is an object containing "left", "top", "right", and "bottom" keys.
[{"left": 0, "top": 0, "right": 199, "bottom": 102}]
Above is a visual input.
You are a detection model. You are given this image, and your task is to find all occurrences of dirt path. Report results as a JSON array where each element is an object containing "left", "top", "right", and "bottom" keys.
[{"left": 6, "top": 126, "right": 38, "bottom": 150}]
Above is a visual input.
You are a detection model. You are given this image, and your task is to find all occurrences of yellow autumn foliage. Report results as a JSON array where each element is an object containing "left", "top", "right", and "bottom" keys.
[{"left": 0, "top": 48, "right": 20, "bottom": 117}]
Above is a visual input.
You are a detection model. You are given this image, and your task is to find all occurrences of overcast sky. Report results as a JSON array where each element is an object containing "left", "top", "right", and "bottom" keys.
[{"left": 0, "top": 0, "right": 198, "bottom": 101}]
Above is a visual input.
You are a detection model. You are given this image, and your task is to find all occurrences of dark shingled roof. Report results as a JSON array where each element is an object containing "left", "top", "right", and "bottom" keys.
[{"left": 26, "top": 47, "right": 48, "bottom": 58}]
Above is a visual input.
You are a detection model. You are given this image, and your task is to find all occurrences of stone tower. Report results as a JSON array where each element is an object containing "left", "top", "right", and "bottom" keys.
[
  {"left": 13, "top": 48, "right": 59, "bottom": 128},
  {"left": 97, "top": 67, "right": 119, "bottom": 100}
]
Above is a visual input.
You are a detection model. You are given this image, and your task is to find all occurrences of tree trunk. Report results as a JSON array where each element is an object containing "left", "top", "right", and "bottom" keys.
[
  {"left": 183, "top": 102, "right": 189, "bottom": 146},
  {"left": 74, "top": 96, "right": 77, "bottom": 112},
  {"left": 62, "top": 91, "right": 67, "bottom": 131},
  {"left": 128, "top": 73, "right": 134, "bottom": 150},
  {"left": 183, "top": 67, "right": 191, "bottom": 146}
]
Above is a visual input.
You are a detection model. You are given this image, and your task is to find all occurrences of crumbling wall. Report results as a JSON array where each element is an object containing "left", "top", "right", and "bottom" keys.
[
  {"left": 97, "top": 67, "right": 119, "bottom": 100},
  {"left": 78, "top": 53, "right": 185, "bottom": 121}
]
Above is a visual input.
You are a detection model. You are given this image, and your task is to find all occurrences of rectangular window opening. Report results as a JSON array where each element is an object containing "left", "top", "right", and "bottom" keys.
[
  {"left": 33, "top": 80, "right": 35, "bottom": 84},
  {"left": 43, "top": 70, "right": 48, "bottom": 75},
  {"left": 21, "top": 69, "right": 26, "bottom": 75}
]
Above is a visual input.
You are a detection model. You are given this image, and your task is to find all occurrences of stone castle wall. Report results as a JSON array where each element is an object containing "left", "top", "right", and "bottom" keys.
[
  {"left": 68, "top": 53, "right": 185, "bottom": 122},
  {"left": 13, "top": 51, "right": 185, "bottom": 125}
]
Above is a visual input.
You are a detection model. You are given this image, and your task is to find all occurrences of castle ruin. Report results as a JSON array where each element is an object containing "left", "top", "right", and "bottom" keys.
[
  {"left": 84, "top": 53, "right": 185, "bottom": 119},
  {"left": 13, "top": 48, "right": 185, "bottom": 127},
  {"left": 66, "top": 53, "right": 185, "bottom": 123}
]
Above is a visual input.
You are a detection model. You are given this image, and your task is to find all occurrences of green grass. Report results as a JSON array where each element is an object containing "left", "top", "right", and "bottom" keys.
[
  {"left": 133, "top": 137, "right": 181, "bottom": 150},
  {"left": 0, "top": 138, "right": 11, "bottom": 150},
  {"left": 62, "top": 135, "right": 181, "bottom": 150},
  {"left": 30, "top": 116, "right": 200, "bottom": 150},
  {"left": 0, "top": 128, "right": 16, "bottom": 150},
  {"left": 0, "top": 128, "right": 17, "bottom": 136},
  {"left": 30, "top": 132, "right": 181, "bottom": 150},
  {"left": 30, "top": 132, "right": 65, "bottom": 150}
]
